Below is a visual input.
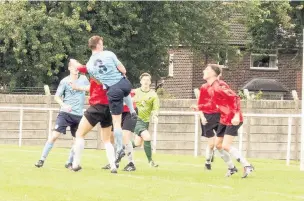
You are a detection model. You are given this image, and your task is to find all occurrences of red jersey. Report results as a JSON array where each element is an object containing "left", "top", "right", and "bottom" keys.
[
  {"left": 77, "top": 66, "right": 109, "bottom": 106},
  {"left": 123, "top": 89, "right": 136, "bottom": 113},
  {"left": 198, "top": 83, "right": 219, "bottom": 114},
  {"left": 210, "top": 80, "right": 243, "bottom": 125}
]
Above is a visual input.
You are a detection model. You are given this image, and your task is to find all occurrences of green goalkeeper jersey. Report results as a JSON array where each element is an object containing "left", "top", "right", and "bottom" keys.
[{"left": 134, "top": 88, "right": 160, "bottom": 123}]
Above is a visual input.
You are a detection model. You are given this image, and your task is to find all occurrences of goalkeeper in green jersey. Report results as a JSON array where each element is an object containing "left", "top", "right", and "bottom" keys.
[{"left": 133, "top": 73, "right": 159, "bottom": 167}]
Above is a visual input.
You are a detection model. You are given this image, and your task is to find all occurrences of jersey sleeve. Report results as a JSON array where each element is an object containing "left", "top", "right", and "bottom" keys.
[
  {"left": 110, "top": 51, "right": 122, "bottom": 67},
  {"left": 55, "top": 80, "right": 66, "bottom": 97},
  {"left": 197, "top": 86, "right": 212, "bottom": 111},
  {"left": 78, "top": 65, "right": 88, "bottom": 74},
  {"left": 214, "top": 83, "right": 241, "bottom": 114}
]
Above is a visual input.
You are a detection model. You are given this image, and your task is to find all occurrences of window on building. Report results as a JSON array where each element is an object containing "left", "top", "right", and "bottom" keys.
[
  {"left": 168, "top": 53, "right": 174, "bottom": 77},
  {"left": 250, "top": 54, "right": 278, "bottom": 70},
  {"left": 217, "top": 50, "right": 228, "bottom": 68}
]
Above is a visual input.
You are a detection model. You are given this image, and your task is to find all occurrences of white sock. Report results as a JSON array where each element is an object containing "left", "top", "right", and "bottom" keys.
[
  {"left": 229, "top": 146, "right": 250, "bottom": 167},
  {"left": 218, "top": 149, "right": 234, "bottom": 169},
  {"left": 72, "top": 138, "right": 85, "bottom": 169},
  {"left": 205, "top": 145, "right": 213, "bottom": 164},
  {"left": 104, "top": 142, "right": 116, "bottom": 170},
  {"left": 125, "top": 141, "right": 134, "bottom": 164}
]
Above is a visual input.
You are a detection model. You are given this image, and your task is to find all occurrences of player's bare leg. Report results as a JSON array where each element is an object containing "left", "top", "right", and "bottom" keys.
[
  {"left": 216, "top": 136, "right": 237, "bottom": 176},
  {"left": 101, "top": 126, "right": 117, "bottom": 173},
  {"left": 205, "top": 136, "right": 215, "bottom": 170},
  {"left": 222, "top": 135, "right": 254, "bottom": 178},
  {"left": 72, "top": 116, "right": 93, "bottom": 171}
]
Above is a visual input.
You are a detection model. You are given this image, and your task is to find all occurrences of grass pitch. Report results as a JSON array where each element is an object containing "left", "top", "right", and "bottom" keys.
[{"left": 0, "top": 145, "right": 303, "bottom": 201}]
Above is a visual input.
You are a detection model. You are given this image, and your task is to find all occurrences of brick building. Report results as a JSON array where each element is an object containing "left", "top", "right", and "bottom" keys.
[{"left": 161, "top": 15, "right": 302, "bottom": 100}]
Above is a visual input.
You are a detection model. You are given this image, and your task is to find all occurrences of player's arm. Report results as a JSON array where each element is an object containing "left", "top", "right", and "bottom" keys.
[
  {"left": 69, "top": 76, "right": 90, "bottom": 92},
  {"left": 77, "top": 65, "right": 88, "bottom": 74},
  {"left": 150, "top": 94, "right": 160, "bottom": 123},
  {"left": 111, "top": 52, "right": 126, "bottom": 75},
  {"left": 54, "top": 81, "right": 71, "bottom": 111},
  {"left": 214, "top": 83, "right": 241, "bottom": 116}
]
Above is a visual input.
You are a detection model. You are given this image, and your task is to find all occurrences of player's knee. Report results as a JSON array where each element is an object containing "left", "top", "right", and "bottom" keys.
[
  {"left": 215, "top": 143, "right": 222, "bottom": 150},
  {"left": 209, "top": 143, "right": 215, "bottom": 150},
  {"left": 222, "top": 143, "right": 230, "bottom": 152}
]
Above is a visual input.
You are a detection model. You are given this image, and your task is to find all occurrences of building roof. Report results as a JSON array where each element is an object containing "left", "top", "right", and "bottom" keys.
[{"left": 242, "top": 78, "right": 288, "bottom": 92}]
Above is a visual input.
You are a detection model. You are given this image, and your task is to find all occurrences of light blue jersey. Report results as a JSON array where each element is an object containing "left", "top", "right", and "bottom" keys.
[
  {"left": 55, "top": 75, "right": 89, "bottom": 116},
  {"left": 86, "top": 50, "right": 123, "bottom": 87}
]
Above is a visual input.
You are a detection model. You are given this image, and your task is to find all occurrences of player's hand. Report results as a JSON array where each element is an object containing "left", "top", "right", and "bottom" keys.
[
  {"left": 201, "top": 117, "right": 208, "bottom": 125},
  {"left": 152, "top": 115, "right": 158, "bottom": 124},
  {"left": 190, "top": 104, "right": 198, "bottom": 111},
  {"left": 61, "top": 103, "right": 72, "bottom": 112},
  {"left": 231, "top": 114, "right": 240, "bottom": 126}
]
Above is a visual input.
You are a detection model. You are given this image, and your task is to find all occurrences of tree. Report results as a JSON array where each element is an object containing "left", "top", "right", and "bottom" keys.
[
  {"left": 239, "top": 0, "right": 303, "bottom": 52},
  {"left": 0, "top": 2, "right": 90, "bottom": 89}
]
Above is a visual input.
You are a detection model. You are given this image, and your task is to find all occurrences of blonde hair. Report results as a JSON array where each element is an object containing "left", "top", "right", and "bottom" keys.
[{"left": 88, "top": 35, "right": 103, "bottom": 50}]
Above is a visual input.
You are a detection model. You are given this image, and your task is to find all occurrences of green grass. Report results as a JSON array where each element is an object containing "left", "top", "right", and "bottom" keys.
[{"left": 1, "top": 145, "right": 304, "bottom": 201}]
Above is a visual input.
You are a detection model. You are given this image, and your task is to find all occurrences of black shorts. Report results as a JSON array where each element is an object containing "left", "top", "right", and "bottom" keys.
[
  {"left": 121, "top": 109, "right": 137, "bottom": 132},
  {"left": 201, "top": 113, "right": 220, "bottom": 138},
  {"left": 216, "top": 122, "right": 243, "bottom": 137},
  {"left": 84, "top": 104, "right": 112, "bottom": 128},
  {"left": 54, "top": 112, "right": 82, "bottom": 137},
  {"left": 106, "top": 78, "right": 132, "bottom": 115}
]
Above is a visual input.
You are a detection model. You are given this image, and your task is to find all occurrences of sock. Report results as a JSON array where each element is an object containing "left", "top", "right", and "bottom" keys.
[
  {"left": 205, "top": 145, "right": 213, "bottom": 164},
  {"left": 229, "top": 146, "right": 250, "bottom": 167},
  {"left": 40, "top": 142, "right": 54, "bottom": 161},
  {"left": 67, "top": 146, "right": 74, "bottom": 164},
  {"left": 144, "top": 141, "right": 152, "bottom": 162},
  {"left": 72, "top": 138, "right": 85, "bottom": 169},
  {"left": 218, "top": 149, "right": 234, "bottom": 169},
  {"left": 104, "top": 142, "right": 116, "bottom": 169},
  {"left": 114, "top": 128, "right": 123, "bottom": 152},
  {"left": 125, "top": 141, "right": 134, "bottom": 164},
  {"left": 123, "top": 95, "right": 135, "bottom": 113}
]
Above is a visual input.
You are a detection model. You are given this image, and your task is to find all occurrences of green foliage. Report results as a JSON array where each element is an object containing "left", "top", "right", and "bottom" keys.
[
  {"left": 238, "top": 0, "right": 303, "bottom": 51},
  {"left": 0, "top": 2, "right": 236, "bottom": 89},
  {"left": 238, "top": 90, "right": 263, "bottom": 100},
  {"left": 0, "top": 2, "right": 90, "bottom": 88}
]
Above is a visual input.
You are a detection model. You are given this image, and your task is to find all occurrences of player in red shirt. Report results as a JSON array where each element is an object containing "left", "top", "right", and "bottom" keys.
[
  {"left": 192, "top": 83, "right": 220, "bottom": 170},
  {"left": 69, "top": 64, "right": 117, "bottom": 173},
  {"left": 203, "top": 64, "right": 254, "bottom": 178},
  {"left": 102, "top": 89, "right": 137, "bottom": 171}
]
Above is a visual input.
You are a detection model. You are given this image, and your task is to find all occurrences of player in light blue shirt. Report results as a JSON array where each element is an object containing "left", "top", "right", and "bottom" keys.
[
  {"left": 35, "top": 60, "right": 90, "bottom": 168},
  {"left": 70, "top": 36, "right": 137, "bottom": 171}
]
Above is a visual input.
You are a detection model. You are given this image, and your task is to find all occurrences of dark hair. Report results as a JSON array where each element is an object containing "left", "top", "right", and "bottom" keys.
[
  {"left": 208, "top": 64, "right": 222, "bottom": 76},
  {"left": 88, "top": 35, "right": 103, "bottom": 50}
]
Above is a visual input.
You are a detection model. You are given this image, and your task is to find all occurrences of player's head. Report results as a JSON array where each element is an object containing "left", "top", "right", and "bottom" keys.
[
  {"left": 68, "top": 59, "right": 79, "bottom": 75},
  {"left": 88, "top": 35, "right": 103, "bottom": 51},
  {"left": 203, "top": 64, "right": 222, "bottom": 80},
  {"left": 140, "top": 73, "right": 152, "bottom": 88}
]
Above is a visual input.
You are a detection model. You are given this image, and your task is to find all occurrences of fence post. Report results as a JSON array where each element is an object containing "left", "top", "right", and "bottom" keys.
[
  {"left": 18, "top": 108, "right": 23, "bottom": 147},
  {"left": 153, "top": 121, "right": 158, "bottom": 153},
  {"left": 286, "top": 117, "right": 293, "bottom": 166},
  {"left": 194, "top": 113, "right": 199, "bottom": 157},
  {"left": 292, "top": 90, "right": 300, "bottom": 161},
  {"left": 244, "top": 89, "right": 252, "bottom": 158},
  {"left": 44, "top": 85, "right": 52, "bottom": 140}
]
